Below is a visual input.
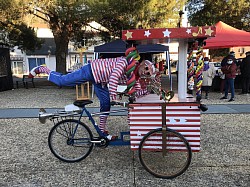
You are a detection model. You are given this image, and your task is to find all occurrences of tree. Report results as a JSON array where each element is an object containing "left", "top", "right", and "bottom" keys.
[
  {"left": 25, "top": 0, "right": 95, "bottom": 73},
  {"left": 0, "top": 0, "right": 43, "bottom": 51},
  {"left": 135, "top": 0, "right": 187, "bottom": 29},
  {"left": 186, "top": 0, "right": 250, "bottom": 58},
  {"left": 186, "top": 0, "right": 250, "bottom": 31},
  {"left": 89, "top": 0, "right": 187, "bottom": 38}
]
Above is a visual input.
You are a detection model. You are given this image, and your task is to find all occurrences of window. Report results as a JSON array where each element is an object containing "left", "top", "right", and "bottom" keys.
[
  {"left": 11, "top": 61, "right": 24, "bottom": 74},
  {"left": 28, "top": 58, "right": 45, "bottom": 71}
]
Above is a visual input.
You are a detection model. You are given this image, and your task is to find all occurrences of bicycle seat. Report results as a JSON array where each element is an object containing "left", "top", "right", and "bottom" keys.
[{"left": 73, "top": 100, "right": 93, "bottom": 107}]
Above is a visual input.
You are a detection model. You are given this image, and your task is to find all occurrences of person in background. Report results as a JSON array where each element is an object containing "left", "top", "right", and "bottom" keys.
[
  {"left": 240, "top": 51, "right": 250, "bottom": 94},
  {"left": 220, "top": 57, "right": 237, "bottom": 102},
  {"left": 221, "top": 51, "right": 236, "bottom": 67},
  {"left": 201, "top": 57, "right": 216, "bottom": 99},
  {"left": 219, "top": 51, "right": 237, "bottom": 94}
]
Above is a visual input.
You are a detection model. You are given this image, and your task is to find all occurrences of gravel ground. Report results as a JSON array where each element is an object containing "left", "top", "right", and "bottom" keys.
[{"left": 0, "top": 114, "right": 249, "bottom": 187}]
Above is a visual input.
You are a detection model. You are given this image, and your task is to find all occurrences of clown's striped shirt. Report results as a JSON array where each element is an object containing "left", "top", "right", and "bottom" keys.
[{"left": 90, "top": 57, "right": 146, "bottom": 100}]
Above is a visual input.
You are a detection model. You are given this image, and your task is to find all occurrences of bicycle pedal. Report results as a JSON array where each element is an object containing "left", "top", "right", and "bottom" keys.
[{"left": 93, "top": 137, "right": 109, "bottom": 148}]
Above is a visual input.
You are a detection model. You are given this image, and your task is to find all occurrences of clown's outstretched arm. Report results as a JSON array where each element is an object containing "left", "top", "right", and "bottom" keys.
[{"left": 28, "top": 65, "right": 91, "bottom": 87}]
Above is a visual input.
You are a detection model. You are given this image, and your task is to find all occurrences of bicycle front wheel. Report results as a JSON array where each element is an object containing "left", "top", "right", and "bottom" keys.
[
  {"left": 48, "top": 119, "right": 93, "bottom": 163},
  {"left": 139, "top": 128, "right": 192, "bottom": 179}
]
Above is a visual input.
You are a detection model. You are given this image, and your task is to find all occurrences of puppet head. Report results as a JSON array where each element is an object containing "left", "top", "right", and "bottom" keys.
[{"left": 138, "top": 60, "right": 156, "bottom": 78}]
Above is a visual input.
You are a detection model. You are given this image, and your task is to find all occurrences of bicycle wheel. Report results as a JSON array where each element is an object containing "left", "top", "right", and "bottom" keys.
[
  {"left": 48, "top": 119, "right": 94, "bottom": 163},
  {"left": 139, "top": 128, "right": 192, "bottom": 179}
]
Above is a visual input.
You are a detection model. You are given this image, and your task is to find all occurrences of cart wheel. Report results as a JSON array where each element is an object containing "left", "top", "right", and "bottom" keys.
[{"left": 139, "top": 128, "right": 192, "bottom": 179}]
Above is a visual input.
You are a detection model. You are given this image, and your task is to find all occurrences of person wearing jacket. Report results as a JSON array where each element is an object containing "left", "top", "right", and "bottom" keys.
[
  {"left": 201, "top": 57, "right": 216, "bottom": 99},
  {"left": 220, "top": 51, "right": 237, "bottom": 93},
  {"left": 240, "top": 51, "right": 250, "bottom": 94},
  {"left": 220, "top": 57, "right": 237, "bottom": 102}
]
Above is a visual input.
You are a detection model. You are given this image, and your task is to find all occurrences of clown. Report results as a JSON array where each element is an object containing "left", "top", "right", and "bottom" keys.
[{"left": 29, "top": 47, "right": 156, "bottom": 140}]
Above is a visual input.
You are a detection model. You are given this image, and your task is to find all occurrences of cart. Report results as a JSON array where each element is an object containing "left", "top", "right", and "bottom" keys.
[{"left": 121, "top": 25, "right": 216, "bottom": 177}]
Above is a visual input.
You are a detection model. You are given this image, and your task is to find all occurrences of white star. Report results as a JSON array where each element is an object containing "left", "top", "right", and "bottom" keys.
[
  {"left": 169, "top": 117, "right": 175, "bottom": 123},
  {"left": 163, "top": 29, "right": 171, "bottom": 37},
  {"left": 144, "top": 30, "right": 151, "bottom": 37},
  {"left": 186, "top": 29, "right": 192, "bottom": 34},
  {"left": 137, "top": 131, "right": 142, "bottom": 136},
  {"left": 180, "top": 118, "right": 187, "bottom": 123}
]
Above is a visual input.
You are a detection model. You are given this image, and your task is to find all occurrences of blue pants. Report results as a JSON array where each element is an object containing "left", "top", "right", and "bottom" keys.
[
  {"left": 224, "top": 78, "right": 235, "bottom": 99},
  {"left": 49, "top": 64, "right": 110, "bottom": 113}
]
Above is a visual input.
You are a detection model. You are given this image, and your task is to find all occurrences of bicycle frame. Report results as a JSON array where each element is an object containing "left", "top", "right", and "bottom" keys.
[{"left": 73, "top": 106, "right": 130, "bottom": 146}]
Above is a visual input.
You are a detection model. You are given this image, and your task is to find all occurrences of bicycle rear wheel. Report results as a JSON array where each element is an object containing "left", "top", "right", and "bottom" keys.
[
  {"left": 48, "top": 119, "right": 93, "bottom": 162},
  {"left": 139, "top": 128, "right": 192, "bottom": 179}
]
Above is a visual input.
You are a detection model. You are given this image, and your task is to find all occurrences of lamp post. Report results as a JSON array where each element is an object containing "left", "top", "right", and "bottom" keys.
[{"left": 178, "top": 10, "right": 184, "bottom": 28}]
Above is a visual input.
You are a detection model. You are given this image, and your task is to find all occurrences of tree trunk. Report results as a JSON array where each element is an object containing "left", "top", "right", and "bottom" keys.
[{"left": 53, "top": 34, "right": 69, "bottom": 74}]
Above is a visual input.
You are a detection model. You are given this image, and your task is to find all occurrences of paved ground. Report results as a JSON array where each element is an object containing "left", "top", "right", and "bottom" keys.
[
  {"left": 0, "top": 103, "right": 250, "bottom": 119},
  {"left": 0, "top": 79, "right": 249, "bottom": 187}
]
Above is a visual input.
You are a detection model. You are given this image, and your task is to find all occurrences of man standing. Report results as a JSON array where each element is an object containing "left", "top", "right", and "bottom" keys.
[
  {"left": 220, "top": 58, "right": 237, "bottom": 102},
  {"left": 219, "top": 51, "right": 237, "bottom": 93},
  {"left": 240, "top": 51, "right": 250, "bottom": 94}
]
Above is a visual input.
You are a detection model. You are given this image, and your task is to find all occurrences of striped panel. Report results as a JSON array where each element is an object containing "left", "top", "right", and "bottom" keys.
[{"left": 129, "top": 103, "right": 201, "bottom": 152}]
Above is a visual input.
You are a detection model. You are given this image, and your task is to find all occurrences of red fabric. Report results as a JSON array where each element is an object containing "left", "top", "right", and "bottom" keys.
[{"left": 204, "top": 21, "right": 250, "bottom": 49}]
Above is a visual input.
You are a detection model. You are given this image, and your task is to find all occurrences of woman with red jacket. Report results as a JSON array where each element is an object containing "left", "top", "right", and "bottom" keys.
[{"left": 220, "top": 58, "right": 237, "bottom": 102}]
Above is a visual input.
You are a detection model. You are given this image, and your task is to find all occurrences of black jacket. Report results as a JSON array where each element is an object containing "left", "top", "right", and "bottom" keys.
[{"left": 240, "top": 55, "right": 250, "bottom": 78}]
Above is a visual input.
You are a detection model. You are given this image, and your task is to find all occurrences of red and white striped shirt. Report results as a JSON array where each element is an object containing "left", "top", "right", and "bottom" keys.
[{"left": 90, "top": 57, "right": 146, "bottom": 100}]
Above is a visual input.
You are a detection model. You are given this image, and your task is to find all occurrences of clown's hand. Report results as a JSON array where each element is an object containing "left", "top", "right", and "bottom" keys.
[
  {"left": 128, "top": 96, "right": 136, "bottom": 104},
  {"left": 28, "top": 65, "right": 51, "bottom": 78}
]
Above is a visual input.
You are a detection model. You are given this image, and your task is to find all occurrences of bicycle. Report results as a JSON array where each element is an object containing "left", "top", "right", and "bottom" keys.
[{"left": 39, "top": 96, "right": 192, "bottom": 179}]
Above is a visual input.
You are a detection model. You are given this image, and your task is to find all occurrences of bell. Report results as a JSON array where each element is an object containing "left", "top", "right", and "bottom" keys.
[{"left": 164, "top": 90, "right": 175, "bottom": 101}]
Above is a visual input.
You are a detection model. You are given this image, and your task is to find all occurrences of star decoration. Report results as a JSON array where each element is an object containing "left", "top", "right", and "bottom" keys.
[
  {"left": 169, "top": 117, "right": 175, "bottom": 123},
  {"left": 137, "top": 131, "right": 142, "bottom": 136},
  {"left": 205, "top": 27, "right": 214, "bottom": 36},
  {"left": 163, "top": 29, "right": 171, "bottom": 37},
  {"left": 186, "top": 29, "right": 192, "bottom": 34},
  {"left": 125, "top": 30, "right": 133, "bottom": 39},
  {"left": 144, "top": 30, "right": 151, "bottom": 37},
  {"left": 180, "top": 118, "right": 187, "bottom": 123}
]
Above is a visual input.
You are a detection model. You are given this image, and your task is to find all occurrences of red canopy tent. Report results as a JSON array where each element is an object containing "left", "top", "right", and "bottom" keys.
[{"left": 204, "top": 21, "right": 250, "bottom": 49}]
